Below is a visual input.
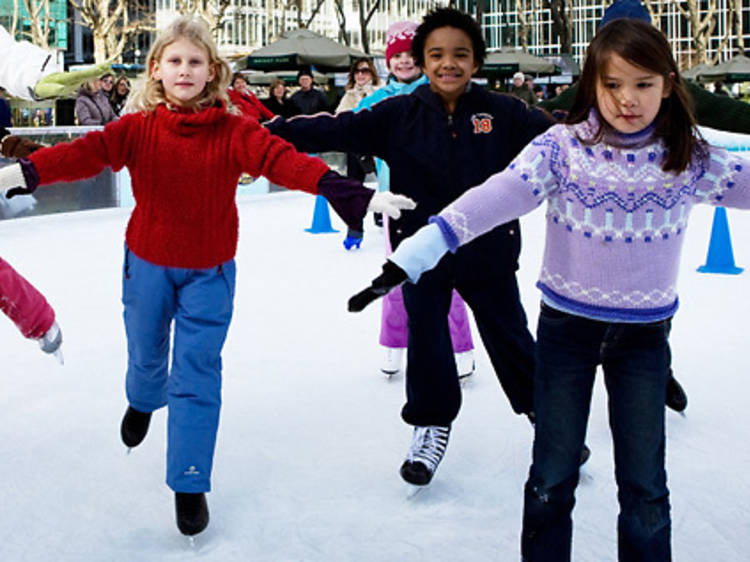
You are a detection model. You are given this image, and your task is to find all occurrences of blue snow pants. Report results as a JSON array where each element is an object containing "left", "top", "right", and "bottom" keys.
[{"left": 122, "top": 246, "right": 236, "bottom": 493}]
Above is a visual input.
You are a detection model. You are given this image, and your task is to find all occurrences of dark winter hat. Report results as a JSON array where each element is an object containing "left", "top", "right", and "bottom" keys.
[
  {"left": 600, "top": 0, "right": 651, "bottom": 28},
  {"left": 296, "top": 67, "right": 314, "bottom": 82}
]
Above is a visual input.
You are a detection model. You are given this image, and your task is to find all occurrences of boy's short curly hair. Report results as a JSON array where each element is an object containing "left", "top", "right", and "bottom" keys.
[{"left": 411, "top": 8, "right": 486, "bottom": 69}]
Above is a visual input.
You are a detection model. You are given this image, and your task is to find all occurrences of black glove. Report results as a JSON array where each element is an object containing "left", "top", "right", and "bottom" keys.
[{"left": 348, "top": 261, "right": 408, "bottom": 312}]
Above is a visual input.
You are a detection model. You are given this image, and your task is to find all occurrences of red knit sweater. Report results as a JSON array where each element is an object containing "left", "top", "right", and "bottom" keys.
[{"left": 29, "top": 102, "right": 328, "bottom": 268}]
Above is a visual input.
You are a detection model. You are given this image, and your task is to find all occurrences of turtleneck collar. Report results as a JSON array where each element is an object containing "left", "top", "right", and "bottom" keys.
[
  {"left": 586, "top": 107, "right": 657, "bottom": 149},
  {"left": 156, "top": 100, "right": 227, "bottom": 135}
]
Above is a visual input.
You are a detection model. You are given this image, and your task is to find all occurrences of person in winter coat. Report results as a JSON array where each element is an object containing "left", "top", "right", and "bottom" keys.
[
  {"left": 267, "top": 9, "right": 557, "bottom": 487},
  {"left": 0, "top": 16, "right": 414, "bottom": 537},
  {"left": 109, "top": 75, "right": 130, "bottom": 116},
  {"left": 0, "top": 90, "right": 10, "bottom": 128},
  {"left": 0, "top": 257, "right": 63, "bottom": 360},
  {"left": 537, "top": 0, "right": 750, "bottom": 414},
  {"left": 75, "top": 78, "right": 116, "bottom": 125},
  {"left": 290, "top": 67, "right": 330, "bottom": 115},
  {"left": 354, "top": 17, "right": 750, "bottom": 562},
  {"left": 261, "top": 78, "right": 298, "bottom": 118},
  {"left": 227, "top": 72, "right": 275, "bottom": 122},
  {"left": 347, "top": 20, "right": 476, "bottom": 380},
  {"left": 509, "top": 71, "right": 536, "bottom": 106},
  {"left": 335, "top": 57, "right": 381, "bottom": 250},
  {"left": 336, "top": 57, "right": 380, "bottom": 113}
]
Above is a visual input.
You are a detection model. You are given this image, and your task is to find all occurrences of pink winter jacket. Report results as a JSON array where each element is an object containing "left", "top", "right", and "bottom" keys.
[{"left": 0, "top": 257, "right": 54, "bottom": 339}]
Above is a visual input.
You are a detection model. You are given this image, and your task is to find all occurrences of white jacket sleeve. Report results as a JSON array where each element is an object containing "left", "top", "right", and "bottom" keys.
[{"left": 0, "top": 24, "right": 61, "bottom": 100}]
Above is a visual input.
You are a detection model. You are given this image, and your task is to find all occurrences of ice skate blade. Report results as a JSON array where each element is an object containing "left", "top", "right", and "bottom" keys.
[
  {"left": 458, "top": 373, "right": 474, "bottom": 386},
  {"left": 404, "top": 482, "right": 427, "bottom": 499}
]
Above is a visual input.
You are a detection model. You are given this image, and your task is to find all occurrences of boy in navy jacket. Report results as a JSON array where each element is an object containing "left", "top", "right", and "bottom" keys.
[{"left": 267, "top": 8, "right": 554, "bottom": 485}]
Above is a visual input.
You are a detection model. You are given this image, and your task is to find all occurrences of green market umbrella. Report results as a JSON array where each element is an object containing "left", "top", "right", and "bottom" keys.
[
  {"left": 700, "top": 54, "right": 750, "bottom": 82},
  {"left": 243, "top": 70, "right": 330, "bottom": 85},
  {"left": 682, "top": 62, "right": 715, "bottom": 82},
  {"left": 247, "top": 29, "right": 368, "bottom": 72},
  {"left": 481, "top": 48, "right": 559, "bottom": 77}
]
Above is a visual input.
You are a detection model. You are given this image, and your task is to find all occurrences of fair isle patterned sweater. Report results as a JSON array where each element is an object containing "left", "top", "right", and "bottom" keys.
[{"left": 433, "top": 110, "right": 750, "bottom": 322}]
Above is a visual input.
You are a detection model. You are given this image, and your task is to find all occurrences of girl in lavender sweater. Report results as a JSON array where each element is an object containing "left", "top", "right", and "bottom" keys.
[{"left": 350, "top": 19, "right": 750, "bottom": 562}]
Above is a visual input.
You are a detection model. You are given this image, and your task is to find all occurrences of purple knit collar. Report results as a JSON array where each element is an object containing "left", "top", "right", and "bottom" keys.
[{"left": 587, "top": 108, "right": 656, "bottom": 149}]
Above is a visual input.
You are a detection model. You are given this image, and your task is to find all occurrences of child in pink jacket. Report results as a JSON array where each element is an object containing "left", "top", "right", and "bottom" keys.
[{"left": 0, "top": 257, "right": 62, "bottom": 358}]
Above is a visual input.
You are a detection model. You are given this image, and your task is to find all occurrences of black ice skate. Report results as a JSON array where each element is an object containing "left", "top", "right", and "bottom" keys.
[
  {"left": 120, "top": 406, "right": 152, "bottom": 449},
  {"left": 665, "top": 374, "right": 688, "bottom": 413},
  {"left": 175, "top": 492, "right": 209, "bottom": 536},
  {"left": 400, "top": 425, "right": 450, "bottom": 486}
]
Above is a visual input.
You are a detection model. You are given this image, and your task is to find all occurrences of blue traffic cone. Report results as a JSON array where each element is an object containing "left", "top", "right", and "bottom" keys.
[
  {"left": 697, "top": 207, "right": 743, "bottom": 274},
  {"left": 305, "top": 194, "right": 339, "bottom": 234}
]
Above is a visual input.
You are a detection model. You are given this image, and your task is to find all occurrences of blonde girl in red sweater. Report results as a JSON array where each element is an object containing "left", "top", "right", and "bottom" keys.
[{"left": 0, "top": 16, "right": 413, "bottom": 537}]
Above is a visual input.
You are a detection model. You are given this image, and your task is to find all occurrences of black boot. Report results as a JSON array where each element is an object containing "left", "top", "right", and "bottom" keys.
[
  {"left": 120, "top": 406, "right": 152, "bottom": 448},
  {"left": 665, "top": 375, "right": 688, "bottom": 413},
  {"left": 175, "top": 492, "right": 209, "bottom": 536}
]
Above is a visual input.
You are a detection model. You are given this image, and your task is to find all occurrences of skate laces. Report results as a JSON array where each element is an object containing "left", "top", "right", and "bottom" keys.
[{"left": 406, "top": 425, "right": 450, "bottom": 471}]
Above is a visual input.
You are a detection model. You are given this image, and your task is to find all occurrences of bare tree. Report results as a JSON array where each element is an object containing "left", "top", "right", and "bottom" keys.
[
  {"left": 642, "top": 0, "right": 665, "bottom": 30},
  {"left": 19, "top": 0, "right": 52, "bottom": 48},
  {"left": 357, "top": 0, "right": 382, "bottom": 54},
  {"left": 10, "top": 0, "right": 20, "bottom": 36},
  {"left": 729, "top": 0, "right": 744, "bottom": 54},
  {"left": 672, "top": 0, "right": 728, "bottom": 65},
  {"left": 332, "top": 0, "right": 350, "bottom": 46},
  {"left": 302, "top": 0, "right": 327, "bottom": 29},
  {"left": 69, "top": 0, "right": 154, "bottom": 63},
  {"left": 546, "top": 0, "right": 572, "bottom": 53},
  {"left": 515, "top": 0, "right": 543, "bottom": 52},
  {"left": 174, "top": 0, "right": 233, "bottom": 37}
]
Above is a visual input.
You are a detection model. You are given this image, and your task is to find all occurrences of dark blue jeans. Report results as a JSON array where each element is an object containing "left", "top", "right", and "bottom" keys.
[{"left": 522, "top": 304, "right": 671, "bottom": 562}]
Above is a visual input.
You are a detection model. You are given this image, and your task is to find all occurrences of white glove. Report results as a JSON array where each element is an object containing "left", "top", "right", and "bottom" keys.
[
  {"left": 0, "top": 163, "right": 32, "bottom": 199},
  {"left": 38, "top": 320, "right": 64, "bottom": 364},
  {"left": 366, "top": 191, "right": 416, "bottom": 220}
]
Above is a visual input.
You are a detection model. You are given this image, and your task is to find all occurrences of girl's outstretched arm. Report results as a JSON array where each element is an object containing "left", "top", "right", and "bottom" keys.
[
  {"left": 0, "top": 257, "right": 62, "bottom": 360},
  {"left": 232, "top": 118, "right": 414, "bottom": 230},
  {"left": 264, "top": 97, "right": 396, "bottom": 159},
  {"left": 348, "top": 128, "right": 562, "bottom": 311}
]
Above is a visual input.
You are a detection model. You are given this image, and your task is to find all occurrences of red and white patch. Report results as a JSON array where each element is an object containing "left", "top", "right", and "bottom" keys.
[{"left": 471, "top": 113, "right": 493, "bottom": 134}]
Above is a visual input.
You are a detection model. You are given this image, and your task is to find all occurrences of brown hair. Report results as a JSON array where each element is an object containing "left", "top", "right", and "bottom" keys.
[
  {"left": 126, "top": 16, "right": 232, "bottom": 114},
  {"left": 567, "top": 19, "right": 704, "bottom": 173},
  {"left": 268, "top": 77, "right": 286, "bottom": 96},
  {"left": 231, "top": 72, "right": 248, "bottom": 88},
  {"left": 345, "top": 57, "right": 379, "bottom": 90}
]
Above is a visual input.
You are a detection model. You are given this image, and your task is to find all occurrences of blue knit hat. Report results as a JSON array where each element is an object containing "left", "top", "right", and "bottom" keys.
[{"left": 600, "top": 0, "right": 651, "bottom": 28}]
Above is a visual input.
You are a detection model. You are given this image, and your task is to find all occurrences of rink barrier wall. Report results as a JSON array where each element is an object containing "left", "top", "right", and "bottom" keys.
[{"left": 1, "top": 126, "right": 347, "bottom": 220}]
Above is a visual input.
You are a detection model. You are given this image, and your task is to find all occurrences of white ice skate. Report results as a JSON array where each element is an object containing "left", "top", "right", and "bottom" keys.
[
  {"left": 456, "top": 350, "right": 475, "bottom": 380},
  {"left": 381, "top": 346, "right": 405, "bottom": 376}
]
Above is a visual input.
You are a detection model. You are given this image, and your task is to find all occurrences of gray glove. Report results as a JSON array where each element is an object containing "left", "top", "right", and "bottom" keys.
[{"left": 38, "top": 321, "right": 63, "bottom": 364}]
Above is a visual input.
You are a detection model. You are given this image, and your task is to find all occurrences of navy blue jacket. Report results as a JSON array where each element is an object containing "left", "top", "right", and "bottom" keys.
[{"left": 267, "top": 83, "right": 553, "bottom": 272}]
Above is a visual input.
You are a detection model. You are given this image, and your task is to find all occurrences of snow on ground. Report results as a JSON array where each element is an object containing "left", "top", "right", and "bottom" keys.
[{"left": 0, "top": 191, "right": 748, "bottom": 561}]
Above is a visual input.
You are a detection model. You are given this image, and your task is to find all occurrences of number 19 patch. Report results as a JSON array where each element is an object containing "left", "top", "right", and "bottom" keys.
[{"left": 471, "top": 113, "right": 494, "bottom": 134}]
